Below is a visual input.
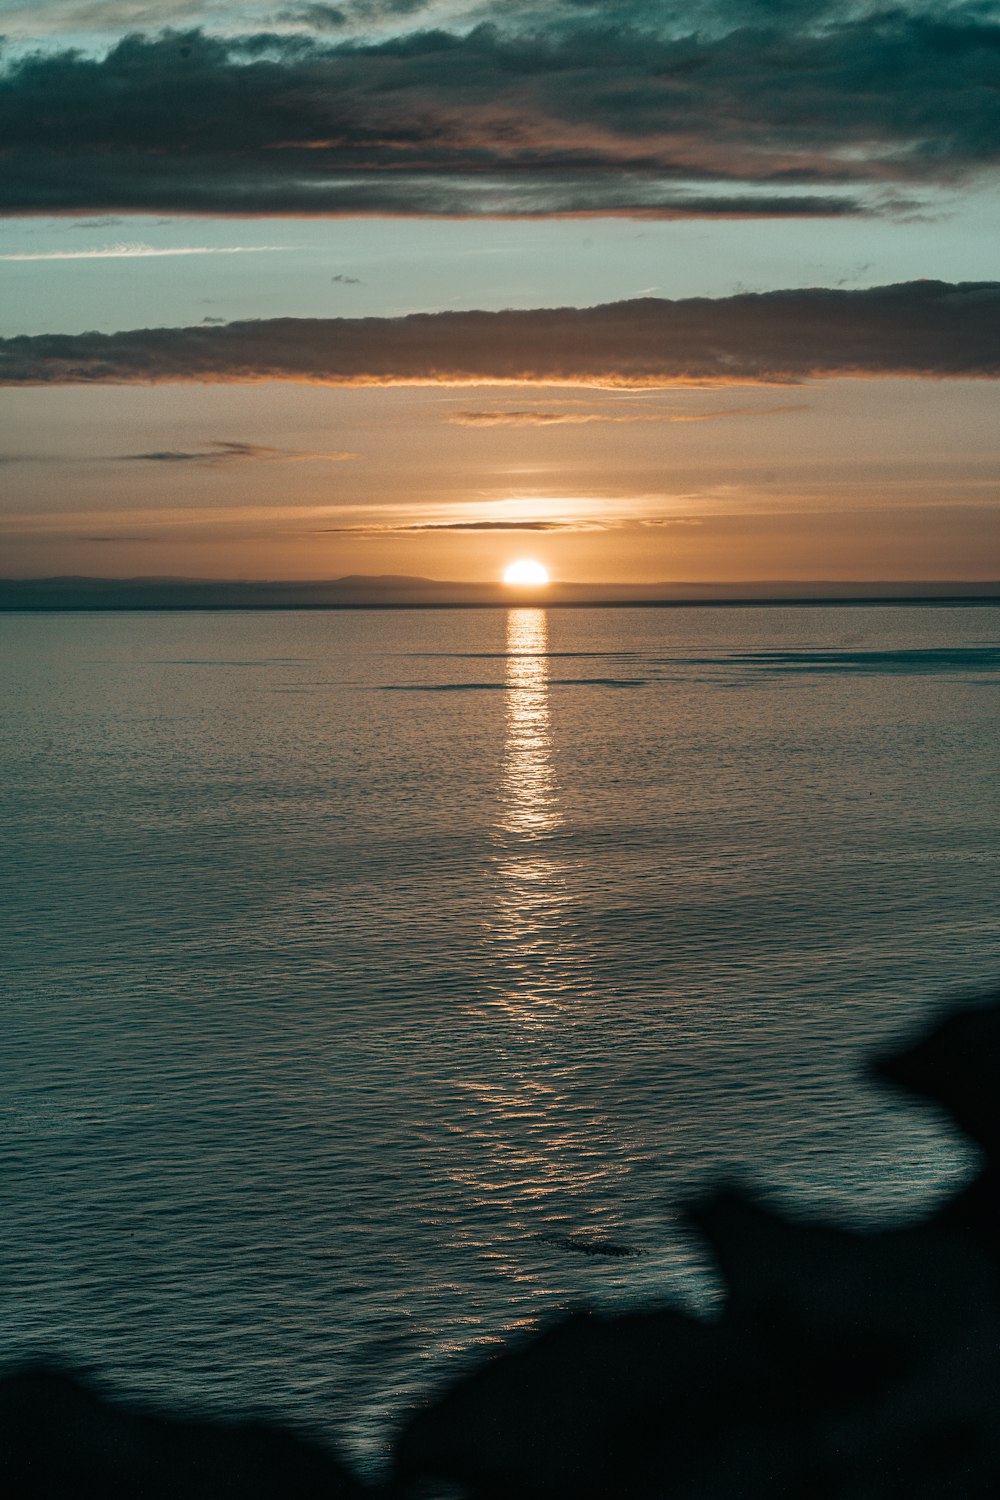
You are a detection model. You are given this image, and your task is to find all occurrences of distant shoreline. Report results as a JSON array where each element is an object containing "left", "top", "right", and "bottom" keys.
[
  {"left": 3, "top": 578, "right": 999, "bottom": 612},
  {"left": 3, "top": 598, "right": 999, "bottom": 612},
  {"left": 3, "top": 597, "right": 995, "bottom": 609}
]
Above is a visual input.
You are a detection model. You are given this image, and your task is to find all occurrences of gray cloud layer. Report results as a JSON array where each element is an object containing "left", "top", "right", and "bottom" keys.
[
  {"left": 1, "top": 282, "right": 997, "bottom": 387},
  {"left": 2, "top": 7, "right": 999, "bottom": 217}
]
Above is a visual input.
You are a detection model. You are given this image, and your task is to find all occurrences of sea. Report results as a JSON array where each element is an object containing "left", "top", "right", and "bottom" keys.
[{"left": 1, "top": 604, "right": 998, "bottom": 1470}]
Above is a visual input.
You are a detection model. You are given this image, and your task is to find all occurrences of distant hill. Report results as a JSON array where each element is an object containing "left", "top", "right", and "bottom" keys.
[{"left": 1, "top": 577, "right": 998, "bottom": 610}]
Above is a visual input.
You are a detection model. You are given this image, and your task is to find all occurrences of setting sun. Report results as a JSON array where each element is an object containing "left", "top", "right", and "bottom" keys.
[{"left": 503, "top": 559, "right": 550, "bottom": 586}]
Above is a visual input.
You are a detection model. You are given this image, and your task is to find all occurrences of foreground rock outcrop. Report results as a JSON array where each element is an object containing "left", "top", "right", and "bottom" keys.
[
  {"left": 3, "top": 991, "right": 1000, "bottom": 1497},
  {"left": 0, "top": 1366, "right": 364, "bottom": 1498}
]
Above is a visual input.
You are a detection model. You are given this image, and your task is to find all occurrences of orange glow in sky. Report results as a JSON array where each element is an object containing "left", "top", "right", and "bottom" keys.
[{"left": 503, "top": 559, "right": 550, "bottom": 586}]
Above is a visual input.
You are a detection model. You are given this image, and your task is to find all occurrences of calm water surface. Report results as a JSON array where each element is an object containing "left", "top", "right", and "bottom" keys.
[{"left": 1, "top": 605, "right": 998, "bottom": 1467}]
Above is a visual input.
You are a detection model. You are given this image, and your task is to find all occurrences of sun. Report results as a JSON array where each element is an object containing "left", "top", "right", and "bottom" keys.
[{"left": 503, "top": 559, "right": 550, "bottom": 586}]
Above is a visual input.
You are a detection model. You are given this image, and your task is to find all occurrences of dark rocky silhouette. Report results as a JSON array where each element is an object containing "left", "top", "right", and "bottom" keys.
[
  {"left": 877, "top": 996, "right": 1000, "bottom": 1252},
  {"left": 394, "top": 989, "right": 1000, "bottom": 1498},
  {"left": 4, "top": 990, "right": 1000, "bottom": 1497},
  {"left": 0, "top": 1366, "right": 364, "bottom": 1498}
]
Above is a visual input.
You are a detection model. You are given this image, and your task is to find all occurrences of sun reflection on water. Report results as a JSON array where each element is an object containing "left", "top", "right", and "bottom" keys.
[
  {"left": 442, "top": 609, "right": 644, "bottom": 1299},
  {"left": 500, "top": 608, "right": 562, "bottom": 841},
  {"left": 494, "top": 608, "right": 567, "bottom": 1006}
]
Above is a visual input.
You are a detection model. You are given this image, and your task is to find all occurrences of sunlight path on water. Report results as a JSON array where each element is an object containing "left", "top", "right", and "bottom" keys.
[
  {"left": 501, "top": 609, "right": 561, "bottom": 841},
  {"left": 444, "top": 609, "right": 674, "bottom": 1312}
]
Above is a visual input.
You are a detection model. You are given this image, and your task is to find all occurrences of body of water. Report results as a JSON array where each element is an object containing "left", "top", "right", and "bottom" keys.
[{"left": 1, "top": 604, "right": 998, "bottom": 1468}]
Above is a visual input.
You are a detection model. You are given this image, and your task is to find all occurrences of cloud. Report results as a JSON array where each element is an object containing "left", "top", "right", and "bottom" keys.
[
  {"left": 0, "top": 0, "right": 209, "bottom": 39},
  {"left": 449, "top": 409, "right": 631, "bottom": 426},
  {"left": 321, "top": 511, "right": 705, "bottom": 533},
  {"left": 321, "top": 518, "right": 602, "bottom": 532},
  {"left": 278, "top": 1, "right": 349, "bottom": 24},
  {"left": 0, "top": 243, "right": 290, "bottom": 261},
  {"left": 119, "top": 440, "right": 356, "bottom": 463},
  {"left": 277, "top": 0, "right": 431, "bottom": 26},
  {"left": 640, "top": 517, "right": 704, "bottom": 527},
  {"left": 391, "top": 519, "right": 582, "bottom": 530},
  {"left": 2, "top": 282, "right": 997, "bottom": 388},
  {"left": 3, "top": 11, "right": 999, "bottom": 217},
  {"left": 447, "top": 403, "right": 809, "bottom": 424}
]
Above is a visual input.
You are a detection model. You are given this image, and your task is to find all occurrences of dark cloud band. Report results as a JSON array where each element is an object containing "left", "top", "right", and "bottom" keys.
[
  {"left": 1, "top": 11, "right": 998, "bottom": 217},
  {"left": 1, "top": 282, "right": 998, "bottom": 387}
]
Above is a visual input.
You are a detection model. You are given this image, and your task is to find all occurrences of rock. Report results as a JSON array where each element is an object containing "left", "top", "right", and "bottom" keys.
[
  {"left": 0, "top": 1365, "right": 366, "bottom": 1499},
  {"left": 876, "top": 991, "right": 1000, "bottom": 1158},
  {"left": 393, "top": 992, "right": 1000, "bottom": 1498},
  {"left": 877, "top": 991, "right": 1000, "bottom": 1245},
  {"left": 393, "top": 1304, "right": 758, "bottom": 1498}
]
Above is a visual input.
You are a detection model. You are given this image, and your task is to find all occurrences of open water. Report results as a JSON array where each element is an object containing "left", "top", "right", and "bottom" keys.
[{"left": 1, "top": 604, "right": 998, "bottom": 1468}]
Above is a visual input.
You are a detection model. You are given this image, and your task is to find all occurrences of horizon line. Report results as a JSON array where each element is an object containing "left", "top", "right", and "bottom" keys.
[
  {"left": 5, "top": 575, "right": 1000, "bottom": 588},
  {"left": 2, "top": 575, "right": 999, "bottom": 611}
]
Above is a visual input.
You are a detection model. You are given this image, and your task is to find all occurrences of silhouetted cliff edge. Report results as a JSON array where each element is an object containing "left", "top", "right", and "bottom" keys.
[{"left": 3, "top": 991, "right": 1000, "bottom": 1498}]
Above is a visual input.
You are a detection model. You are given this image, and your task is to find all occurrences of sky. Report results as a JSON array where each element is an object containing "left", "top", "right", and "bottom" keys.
[{"left": 1, "top": 0, "right": 999, "bottom": 585}]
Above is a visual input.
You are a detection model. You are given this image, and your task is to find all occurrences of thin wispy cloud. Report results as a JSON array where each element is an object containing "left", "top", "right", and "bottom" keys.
[
  {"left": 322, "top": 518, "right": 605, "bottom": 532},
  {"left": 0, "top": 242, "right": 291, "bottom": 262},
  {"left": 2, "top": 283, "right": 997, "bottom": 388},
  {"left": 120, "top": 440, "right": 356, "bottom": 464},
  {"left": 397, "top": 519, "right": 583, "bottom": 531},
  {"left": 640, "top": 518, "right": 704, "bottom": 527},
  {"left": 448, "top": 404, "right": 810, "bottom": 425}
]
